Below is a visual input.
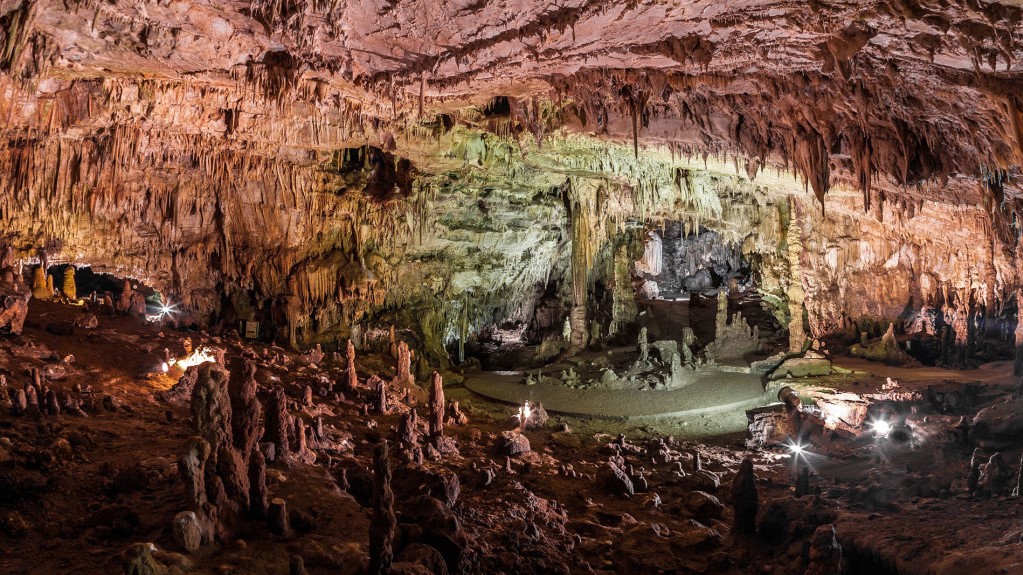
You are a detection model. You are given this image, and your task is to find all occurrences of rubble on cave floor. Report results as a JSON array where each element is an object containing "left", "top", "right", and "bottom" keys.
[{"left": 0, "top": 301, "right": 1020, "bottom": 575}]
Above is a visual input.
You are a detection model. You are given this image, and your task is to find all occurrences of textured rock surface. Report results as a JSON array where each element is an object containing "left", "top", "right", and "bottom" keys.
[
  {"left": 0, "top": 0, "right": 1019, "bottom": 356},
  {"left": 0, "top": 278, "right": 31, "bottom": 335}
]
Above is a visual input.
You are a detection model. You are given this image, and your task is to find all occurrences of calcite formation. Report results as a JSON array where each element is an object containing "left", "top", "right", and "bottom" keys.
[
  {"left": 0, "top": 272, "right": 30, "bottom": 335},
  {"left": 2, "top": 6, "right": 1023, "bottom": 572},
  {"left": 0, "top": 0, "right": 1017, "bottom": 360}
]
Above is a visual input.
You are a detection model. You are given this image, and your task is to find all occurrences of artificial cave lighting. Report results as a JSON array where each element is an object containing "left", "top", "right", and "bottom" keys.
[
  {"left": 1, "top": 2, "right": 1022, "bottom": 574},
  {"left": 786, "top": 441, "right": 807, "bottom": 458},
  {"left": 172, "top": 347, "right": 219, "bottom": 370},
  {"left": 870, "top": 419, "right": 893, "bottom": 438}
]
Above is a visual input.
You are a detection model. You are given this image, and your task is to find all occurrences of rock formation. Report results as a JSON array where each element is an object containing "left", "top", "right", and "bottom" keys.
[
  {"left": 428, "top": 372, "right": 444, "bottom": 439},
  {"left": 229, "top": 360, "right": 264, "bottom": 459},
  {"left": 265, "top": 386, "right": 291, "bottom": 459},
  {"left": 61, "top": 268, "right": 76, "bottom": 301},
  {"left": 369, "top": 441, "right": 397, "bottom": 575},
  {"left": 730, "top": 458, "right": 758, "bottom": 536},
  {"left": 190, "top": 364, "right": 232, "bottom": 468},
  {"left": 345, "top": 339, "right": 359, "bottom": 392},
  {"left": 805, "top": 524, "right": 842, "bottom": 575},
  {"left": 0, "top": 272, "right": 30, "bottom": 335}
]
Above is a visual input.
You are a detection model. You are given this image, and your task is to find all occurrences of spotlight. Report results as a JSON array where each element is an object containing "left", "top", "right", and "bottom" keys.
[
  {"left": 786, "top": 441, "right": 806, "bottom": 457},
  {"left": 870, "top": 419, "right": 892, "bottom": 438}
]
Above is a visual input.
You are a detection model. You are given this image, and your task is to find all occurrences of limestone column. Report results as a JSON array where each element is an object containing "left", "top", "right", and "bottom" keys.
[
  {"left": 1014, "top": 289, "right": 1023, "bottom": 377},
  {"left": 786, "top": 197, "right": 807, "bottom": 353},
  {"left": 609, "top": 242, "right": 638, "bottom": 337},
  {"left": 567, "top": 194, "right": 591, "bottom": 355},
  {"left": 715, "top": 289, "right": 728, "bottom": 341}
]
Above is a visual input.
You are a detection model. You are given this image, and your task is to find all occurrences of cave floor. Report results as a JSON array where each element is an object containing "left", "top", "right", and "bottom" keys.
[{"left": 2, "top": 301, "right": 1022, "bottom": 574}]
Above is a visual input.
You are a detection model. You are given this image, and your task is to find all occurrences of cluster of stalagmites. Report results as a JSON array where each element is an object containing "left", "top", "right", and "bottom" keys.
[
  {"left": 2, "top": 367, "right": 109, "bottom": 419},
  {"left": 0, "top": 306, "right": 869, "bottom": 575},
  {"left": 144, "top": 336, "right": 850, "bottom": 574},
  {"left": 172, "top": 360, "right": 271, "bottom": 553},
  {"left": 113, "top": 335, "right": 478, "bottom": 573},
  {"left": 0, "top": 247, "right": 31, "bottom": 335},
  {"left": 576, "top": 432, "right": 847, "bottom": 575}
]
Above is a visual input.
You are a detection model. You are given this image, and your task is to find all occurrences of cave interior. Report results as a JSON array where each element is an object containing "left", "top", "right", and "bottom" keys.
[{"left": 2, "top": 1, "right": 1023, "bottom": 574}]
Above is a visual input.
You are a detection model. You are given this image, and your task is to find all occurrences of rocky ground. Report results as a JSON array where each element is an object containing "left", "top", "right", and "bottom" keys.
[{"left": 1, "top": 300, "right": 1022, "bottom": 575}]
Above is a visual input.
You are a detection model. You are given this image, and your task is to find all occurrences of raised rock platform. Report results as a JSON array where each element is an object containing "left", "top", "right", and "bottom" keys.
[{"left": 465, "top": 369, "right": 770, "bottom": 419}]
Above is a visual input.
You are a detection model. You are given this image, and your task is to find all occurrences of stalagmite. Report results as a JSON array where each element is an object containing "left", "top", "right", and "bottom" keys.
[
  {"left": 795, "top": 466, "right": 810, "bottom": 497},
  {"left": 429, "top": 371, "right": 444, "bottom": 438},
  {"left": 715, "top": 290, "right": 728, "bottom": 341},
  {"left": 216, "top": 445, "right": 250, "bottom": 507},
  {"left": 397, "top": 408, "right": 419, "bottom": 447},
  {"left": 446, "top": 400, "right": 468, "bottom": 426},
  {"left": 44, "top": 389, "right": 59, "bottom": 416},
  {"left": 11, "top": 388, "right": 26, "bottom": 415},
  {"left": 395, "top": 341, "right": 414, "bottom": 389},
  {"left": 730, "top": 458, "right": 758, "bottom": 536},
  {"left": 189, "top": 364, "right": 232, "bottom": 468},
  {"left": 566, "top": 194, "right": 591, "bottom": 355},
  {"left": 265, "top": 386, "right": 291, "bottom": 457},
  {"left": 31, "top": 266, "right": 49, "bottom": 300},
  {"left": 369, "top": 441, "right": 396, "bottom": 575},
  {"left": 268, "top": 498, "right": 291, "bottom": 537},
  {"left": 1012, "top": 452, "right": 1023, "bottom": 498},
  {"left": 121, "top": 543, "right": 164, "bottom": 575},
  {"left": 370, "top": 375, "right": 387, "bottom": 414},
  {"left": 117, "top": 279, "right": 133, "bottom": 314},
  {"left": 229, "top": 360, "right": 263, "bottom": 459},
  {"left": 968, "top": 448, "right": 984, "bottom": 492},
  {"left": 62, "top": 267, "right": 76, "bottom": 301},
  {"left": 179, "top": 437, "right": 211, "bottom": 510},
  {"left": 290, "top": 555, "right": 309, "bottom": 575},
  {"left": 173, "top": 511, "right": 204, "bottom": 553},
  {"left": 248, "top": 449, "right": 270, "bottom": 518},
  {"left": 346, "top": 339, "right": 359, "bottom": 392},
  {"left": 0, "top": 268, "right": 30, "bottom": 334}
]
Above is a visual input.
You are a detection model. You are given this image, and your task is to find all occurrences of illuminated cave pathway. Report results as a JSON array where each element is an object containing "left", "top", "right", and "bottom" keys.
[{"left": 464, "top": 368, "right": 771, "bottom": 420}]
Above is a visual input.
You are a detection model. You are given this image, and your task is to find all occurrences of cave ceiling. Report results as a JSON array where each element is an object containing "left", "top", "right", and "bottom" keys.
[{"left": 4, "top": 0, "right": 1022, "bottom": 203}]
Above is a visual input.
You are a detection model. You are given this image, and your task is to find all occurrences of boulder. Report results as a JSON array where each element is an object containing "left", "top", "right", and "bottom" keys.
[
  {"left": 392, "top": 464, "right": 460, "bottom": 508},
  {"left": 493, "top": 431, "right": 530, "bottom": 457},
  {"left": 680, "top": 490, "right": 723, "bottom": 523},
  {"left": 172, "top": 511, "right": 203, "bottom": 553},
  {"left": 597, "top": 461, "right": 634, "bottom": 497},
  {"left": 973, "top": 396, "right": 1023, "bottom": 448}
]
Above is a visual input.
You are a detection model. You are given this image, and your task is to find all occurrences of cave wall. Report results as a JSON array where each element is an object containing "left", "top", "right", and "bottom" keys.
[
  {"left": 794, "top": 187, "right": 1022, "bottom": 364},
  {"left": 1, "top": 0, "right": 1022, "bottom": 363}
]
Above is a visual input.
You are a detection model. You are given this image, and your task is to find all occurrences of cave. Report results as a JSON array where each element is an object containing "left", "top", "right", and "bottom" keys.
[{"left": 1, "top": 1, "right": 1023, "bottom": 574}]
